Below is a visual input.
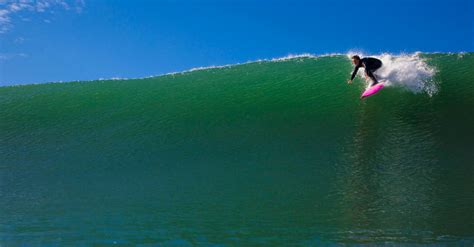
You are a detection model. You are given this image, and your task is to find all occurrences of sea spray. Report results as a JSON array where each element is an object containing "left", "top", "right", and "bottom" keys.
[{"left": 376, "top": 53, "right": 437, "bottom": 95}]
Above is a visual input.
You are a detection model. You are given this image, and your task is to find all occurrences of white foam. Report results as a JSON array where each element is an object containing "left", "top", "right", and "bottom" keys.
[
  {"left": 269, "top": 52, "right": 344, "bottom": 62},
  {"left": 347, "top": 52, "right": 437, "bottom": 96},
  {"left": 269, "top": 53, "right": 317, "bottom": 61}
]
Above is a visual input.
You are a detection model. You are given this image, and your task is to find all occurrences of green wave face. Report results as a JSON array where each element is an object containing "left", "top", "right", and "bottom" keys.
[{"left": 1, "top": 53, "right": 473, "bottom": 245}]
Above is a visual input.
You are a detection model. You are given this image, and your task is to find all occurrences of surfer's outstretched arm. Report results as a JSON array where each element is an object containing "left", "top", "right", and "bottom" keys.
[
  {"left": 350, "top": 66, "right": 360, "bottom": 81},
  {"left": 348, "top": 65, "right": 361, "bottom": 83}
]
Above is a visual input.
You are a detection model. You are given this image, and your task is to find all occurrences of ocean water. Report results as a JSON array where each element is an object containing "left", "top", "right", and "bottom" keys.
[{"left": 1, "top": 53, "right": 473, "bottom": 246}]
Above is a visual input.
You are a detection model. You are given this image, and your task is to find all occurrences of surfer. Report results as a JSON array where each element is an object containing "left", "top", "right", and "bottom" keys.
[{"left": 347, "top": 55, "right": 383, "bottom": 86}]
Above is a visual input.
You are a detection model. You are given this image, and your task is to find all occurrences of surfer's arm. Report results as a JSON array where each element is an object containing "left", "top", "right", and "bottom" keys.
[{"left": 350, "top": 66, "right": 360, "bottom": 81}]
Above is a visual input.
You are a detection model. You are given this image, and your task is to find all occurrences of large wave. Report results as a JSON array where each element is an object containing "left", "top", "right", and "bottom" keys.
[{"left": 1, "top": 51, "right": 473, "bottom": 245}]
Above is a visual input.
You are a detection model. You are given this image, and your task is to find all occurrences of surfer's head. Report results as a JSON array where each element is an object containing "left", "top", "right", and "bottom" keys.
[{"left": 351, "top": 55, "right": 361, "bottom": 65}]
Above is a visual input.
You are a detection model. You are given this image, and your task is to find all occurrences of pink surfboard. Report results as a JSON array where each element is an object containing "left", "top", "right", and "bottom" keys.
[{"left": 361, "top": 83, "right": 384, "bottom": 99}]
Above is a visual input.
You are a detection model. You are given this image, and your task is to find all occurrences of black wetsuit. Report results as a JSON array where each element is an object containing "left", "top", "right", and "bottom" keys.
[{"left": 350, "top": 57, "right": 383, "bottom": 86}]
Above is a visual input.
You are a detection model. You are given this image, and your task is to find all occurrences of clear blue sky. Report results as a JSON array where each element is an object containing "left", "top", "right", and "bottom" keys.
[{"left": 1, "top": 0, "right": 473, "bottom": 85}]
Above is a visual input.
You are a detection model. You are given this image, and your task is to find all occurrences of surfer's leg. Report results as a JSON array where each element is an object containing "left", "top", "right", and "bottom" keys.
[
  {"left": 367, "top": 70, "right": 379, "bottom": 86},
  {"left": 369, "top": 60, "right": 382, "bottom": 86}
]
